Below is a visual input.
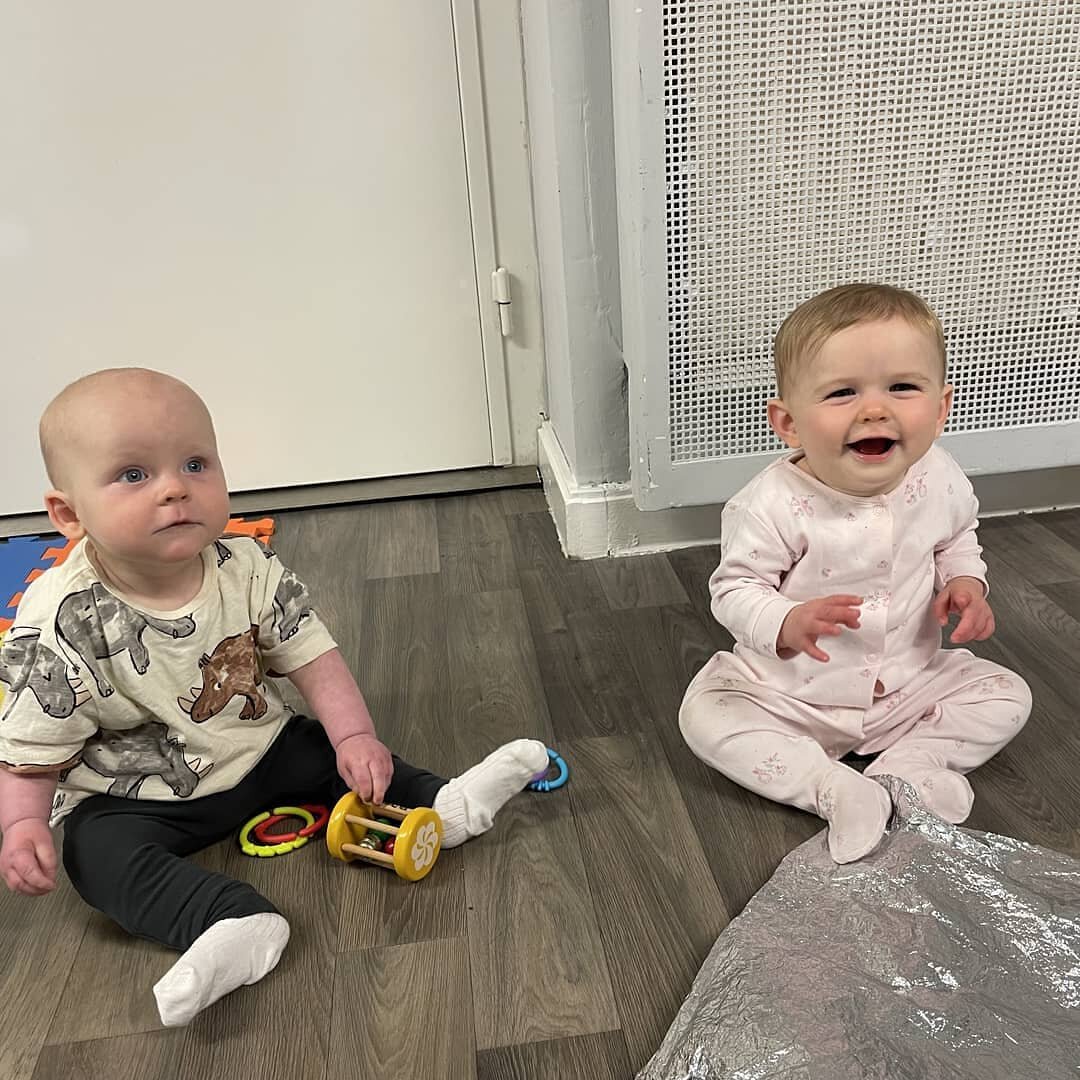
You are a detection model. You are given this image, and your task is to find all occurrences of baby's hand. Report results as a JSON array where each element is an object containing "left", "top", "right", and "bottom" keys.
[
  {"left": 0, "top": 819, "right": 57, "bottom": 896},
  {"left": 777, "top": 594, "right": 863, "bottom": 662},
  {"left": 934, "top": 577, "right": 994, "bottom": 643},
  {"left": 335, "top": 732, "right": 394, "bottom": 805}
]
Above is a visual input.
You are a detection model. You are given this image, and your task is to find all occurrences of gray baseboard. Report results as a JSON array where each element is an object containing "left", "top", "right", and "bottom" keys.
[{"left": 972, "top": 465, "right": 1080, "bottom": 517}]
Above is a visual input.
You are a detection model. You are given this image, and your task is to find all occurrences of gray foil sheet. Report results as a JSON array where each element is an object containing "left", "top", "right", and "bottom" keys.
[{"left": 638, "top": 777, "right": 1080, "bottom": 1079}]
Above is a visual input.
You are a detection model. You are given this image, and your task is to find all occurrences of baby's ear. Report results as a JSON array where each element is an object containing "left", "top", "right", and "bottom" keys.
[
  {"left": 936, "top": 384, "right": 954, "bottom": 437},
  {"left": 44, "top": 490, "right": 86, "bottom": 541},
  {"left": 767, "top": 398, "right": 801, "bottom": 448}
]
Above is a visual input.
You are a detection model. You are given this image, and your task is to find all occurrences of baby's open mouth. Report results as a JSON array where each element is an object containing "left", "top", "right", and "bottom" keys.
[{"left": 848, "top": 438, "right": 895, "bottom": 457}]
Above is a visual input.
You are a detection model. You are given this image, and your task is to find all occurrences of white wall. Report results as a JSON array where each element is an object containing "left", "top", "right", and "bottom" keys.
[
  {"left": 521, "top": 0, "right": 629, "bottom": 487},
  {"left": 0, "top": 1, "right": 547, "bottom": 518}
]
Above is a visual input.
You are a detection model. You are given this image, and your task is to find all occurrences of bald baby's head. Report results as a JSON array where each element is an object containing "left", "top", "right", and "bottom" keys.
[{"left": 40, "top": 368, "right": 215, "bottom": 489}]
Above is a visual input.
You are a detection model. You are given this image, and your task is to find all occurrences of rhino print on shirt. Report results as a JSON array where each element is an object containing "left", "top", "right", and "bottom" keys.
[
  {"left": 0, "top": 628, "right": 89, "bottom": 718},
  {"left": 55, "top": 583, "right": 196, "bottom": 697},
  {"left": 60, "top": 719, "right": 213, "bottom": 798},
  {"left": 272, "top": 569, "right": 312, "bottom": 642},
  {"left": 177, "top": 626, "right": 267, "bottom": 722}
]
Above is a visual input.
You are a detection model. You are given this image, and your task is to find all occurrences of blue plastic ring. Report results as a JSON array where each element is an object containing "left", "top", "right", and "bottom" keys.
[{"left": 527, "top": 747, "right": 569, "bottom": 792}]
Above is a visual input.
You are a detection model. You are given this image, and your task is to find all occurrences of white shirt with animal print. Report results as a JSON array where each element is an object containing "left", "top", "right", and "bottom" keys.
[
  {"left": 0, "top": 537, "right": 336, "bottom": 824},
  {"left": 703, "top": 444, "right": 989, "bottom": 708}
]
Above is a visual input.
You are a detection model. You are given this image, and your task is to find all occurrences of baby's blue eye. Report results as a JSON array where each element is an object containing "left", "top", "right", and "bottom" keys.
[
  {"left": 183, "top": 459, "right": 204, "bottom": 474},
  {"left": 120, "top": 468, "right": 147, "bottom": 484},
  {"left": 890, "top": 383, "right": 920, "bottom": 393},
  {"left": 825, "top": 388, "right": 855, "bottom": 399}
]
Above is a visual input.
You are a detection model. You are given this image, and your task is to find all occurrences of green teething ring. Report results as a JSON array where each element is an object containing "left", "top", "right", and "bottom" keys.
[{"left": 239, "top": 805, "right": 315, "bottom": 858}]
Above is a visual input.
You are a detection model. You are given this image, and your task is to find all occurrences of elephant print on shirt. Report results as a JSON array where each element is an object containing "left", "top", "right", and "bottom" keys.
[
  {"left": 177, "top": 626, "right": 267, "bottom": 722},
  {"left": 272, "top": 569, "right": 312, "bottom": 643},
  {"left": 61, "top": 720, "right": 213, "bottom": 798},
  {"left": 0, "top": 628, "right": 89, "bottom": 718},
  {"left": 55, "top": 584, "right": 196, "bottom": 697}
]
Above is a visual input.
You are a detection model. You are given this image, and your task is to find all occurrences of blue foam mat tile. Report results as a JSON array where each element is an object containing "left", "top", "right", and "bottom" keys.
[{"left": 0, "top": 536, "right": 55, "bottom": 619}]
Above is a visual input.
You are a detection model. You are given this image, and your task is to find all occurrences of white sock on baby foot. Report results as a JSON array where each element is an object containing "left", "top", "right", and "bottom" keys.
[
  {"left": 817, "top": 765, "right": 893, "bottom": 865},
  {"left": 433, "top": 739, "right": 549, "bottom": 848},
  {"left": 153, "top": 912, "right": 290, "bottom": 1027}
]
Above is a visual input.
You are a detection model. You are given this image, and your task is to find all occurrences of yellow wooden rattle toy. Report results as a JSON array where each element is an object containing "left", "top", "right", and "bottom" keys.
[{"left": 325, "top": 791, "right": 442, "bottom": 882}]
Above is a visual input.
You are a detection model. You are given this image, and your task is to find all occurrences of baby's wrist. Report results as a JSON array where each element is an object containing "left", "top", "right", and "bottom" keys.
[
  {"left": 776, "top": 607, "right": 801, "bottom": 649},
  {"left": 332, "top": 729, "right": 378, "bottom": 750},
  {"left": 0, "top": 770, "right": 58, "bottom": 834},
  {"left": 0, "top": 814, "right": 51, "bottom": 837},
  {"left": 948, "top": 575, "right": 986, "bottom": 596}
]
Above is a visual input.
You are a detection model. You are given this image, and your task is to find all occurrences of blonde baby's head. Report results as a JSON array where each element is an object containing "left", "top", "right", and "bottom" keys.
[
  {"left": 767, "top": 285, "right": 952, "bottom": 498},
  {"left": 772, "top": 284, "right": 945, "bottom": 400},
  {"left": 40, "top": 368, "right": 230, "bottom": 571}
]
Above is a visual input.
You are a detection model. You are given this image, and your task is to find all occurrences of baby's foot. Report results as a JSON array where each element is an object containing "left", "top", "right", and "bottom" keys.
[
  {"left": 433, "top": 739, "right": 549, "bottom": 847},
  {"left": 817, "top": 765, "right": 892, "bottom": 864},
  {"left": 153, "top": 911, "right": 290, "bottom": 1027},
  {"left": 895, "top": 767, "right": 974, "bottom": 823}
]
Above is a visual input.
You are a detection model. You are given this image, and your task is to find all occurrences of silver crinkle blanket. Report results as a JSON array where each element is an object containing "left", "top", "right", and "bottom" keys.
[{"left": 638, "top": 777, "right": 1080, "bottom": 1079}]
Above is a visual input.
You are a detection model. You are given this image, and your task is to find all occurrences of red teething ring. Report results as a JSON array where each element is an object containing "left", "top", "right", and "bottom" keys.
[
  {"left": 252, "top": 804, "right": 329, "bottom": 844},
  {"left": 298, "top": 803, "right": 329, "bottom": 837},
  {"left": 253, "top": 813, "right": 294, "bottom": 843}
]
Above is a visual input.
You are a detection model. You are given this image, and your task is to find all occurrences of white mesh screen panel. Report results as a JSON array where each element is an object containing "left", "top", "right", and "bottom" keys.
[{"left": 658, "top": 2, "right": 1080, "bottom": 470}]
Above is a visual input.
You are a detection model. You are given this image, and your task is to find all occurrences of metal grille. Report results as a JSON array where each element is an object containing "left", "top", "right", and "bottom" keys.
[{"left": 664, "top": 1, "right": 1080, "bottom": 464}]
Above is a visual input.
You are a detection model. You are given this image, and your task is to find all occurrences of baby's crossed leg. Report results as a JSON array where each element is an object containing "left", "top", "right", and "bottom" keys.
[
  {"left": 862, "top": 650, "right": 1031, "bottom": 823},
  {"left": 679, "top": 687, "right": 891, "bottom": 864}
]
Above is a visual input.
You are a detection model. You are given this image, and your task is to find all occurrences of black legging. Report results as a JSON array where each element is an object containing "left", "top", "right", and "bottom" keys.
[{"left": 61, "top": 716, "right": 446, "bottom": 951}]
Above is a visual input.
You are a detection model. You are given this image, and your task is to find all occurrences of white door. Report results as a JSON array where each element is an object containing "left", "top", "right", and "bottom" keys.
[{"left": 1, "top": 3, "right": 507, "bottom": 516}]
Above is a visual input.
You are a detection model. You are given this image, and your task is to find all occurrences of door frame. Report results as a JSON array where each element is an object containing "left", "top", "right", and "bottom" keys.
[{"left": 454, "top": 0, "right": 512, "bottom": 465}]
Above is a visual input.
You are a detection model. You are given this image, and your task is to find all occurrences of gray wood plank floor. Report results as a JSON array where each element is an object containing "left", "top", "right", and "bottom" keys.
[{"left": 5, "top": 492, "right": 1080, "bottom": 1079}]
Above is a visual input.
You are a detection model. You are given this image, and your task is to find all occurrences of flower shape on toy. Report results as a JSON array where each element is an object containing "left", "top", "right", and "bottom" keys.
[{"left": 411, "top": 820, "right": 439, "bottom": 871}]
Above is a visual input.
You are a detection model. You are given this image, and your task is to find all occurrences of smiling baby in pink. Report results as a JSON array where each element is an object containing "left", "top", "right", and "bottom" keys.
[{"left": 679, "top": 284, "right": 1030, "bottom": 863}]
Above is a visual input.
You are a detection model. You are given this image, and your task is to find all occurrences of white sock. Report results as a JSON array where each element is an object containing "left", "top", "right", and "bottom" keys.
[
  {"left": 817, "top": 765, "right": 893, "bottom": 864},
  {"left": 153, "top": 912, "right": 290, "bottom": 1027},
  {"left": 433, "top": 739, "right": 549, "bottom": 848}
]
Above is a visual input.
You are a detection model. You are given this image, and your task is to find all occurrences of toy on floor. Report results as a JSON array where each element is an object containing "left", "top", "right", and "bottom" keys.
[
  {"left": 239, "top": 803, "right": 329, "bottom": 857},
  {"left": 527, "top": 747, "right": 569, "bottom": 792},
  {"left": 326, "top": 791, "right": 442, "bottom": 882}
]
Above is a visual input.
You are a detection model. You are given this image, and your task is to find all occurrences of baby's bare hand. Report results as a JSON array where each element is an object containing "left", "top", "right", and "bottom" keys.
[
  {"left": 777, "top": 594, "right": 863, "bottom": 663},
  {"left": 933, "top": 577, "right": 994, "bottom": 644},
  {"left": 0, "top": 819, "right": 57, "bottom": 896},
  {"left": 335, "top": 733, "right": 394, "bottom": 805}
]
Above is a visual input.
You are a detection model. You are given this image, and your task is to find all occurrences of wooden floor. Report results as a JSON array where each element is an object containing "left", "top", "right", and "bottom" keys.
[{"left": 4, "top": 490, "right": 1080, "bottom": 1080}]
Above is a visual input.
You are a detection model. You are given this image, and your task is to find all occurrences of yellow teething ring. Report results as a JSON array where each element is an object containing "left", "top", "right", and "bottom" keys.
[{"left": 239, "top": 805, "right": 315, "bottom": 857}]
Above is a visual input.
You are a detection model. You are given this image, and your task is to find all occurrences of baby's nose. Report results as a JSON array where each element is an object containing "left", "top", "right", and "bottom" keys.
[
  {"left": 160, "top": 477, "right": 190, "bottom": 501},
  {"left": 859, "top": 396, "right": 889, "bottom": 421}
]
